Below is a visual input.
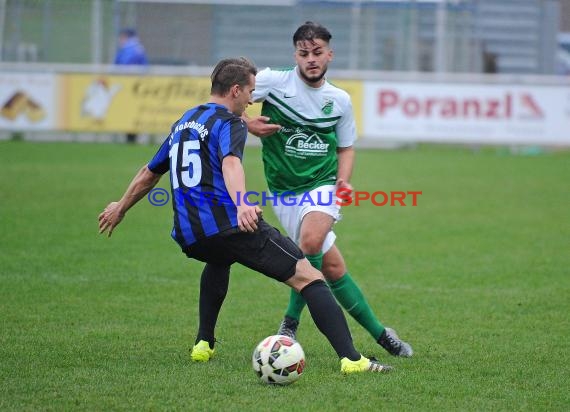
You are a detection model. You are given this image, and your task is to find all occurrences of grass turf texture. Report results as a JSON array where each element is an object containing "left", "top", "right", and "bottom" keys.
[{"left": 1, "top": 141, "right": 568, "bottom": 411}]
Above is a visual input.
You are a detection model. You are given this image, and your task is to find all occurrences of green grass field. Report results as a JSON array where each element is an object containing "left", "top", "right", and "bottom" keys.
[{"left": 1, "top": 141, "right": 569, "bottom": 411}]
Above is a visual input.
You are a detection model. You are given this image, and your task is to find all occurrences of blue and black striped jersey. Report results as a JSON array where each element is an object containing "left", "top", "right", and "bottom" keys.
[{"left": 148, "top": 103, "right": 248, "bottom": 248}]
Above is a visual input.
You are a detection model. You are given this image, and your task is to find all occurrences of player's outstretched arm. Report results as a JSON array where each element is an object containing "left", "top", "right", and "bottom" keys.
[
  {"left": 98, "top": 165, "right": 161, "bottom": 237},
  {"left": 242, "top": 113, "right": 281, "bottom": 137}
]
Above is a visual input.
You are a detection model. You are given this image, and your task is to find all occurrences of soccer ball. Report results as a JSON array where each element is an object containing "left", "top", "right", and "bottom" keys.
[{"left": 252, "top": 335, "right": 306, "bottom": 385}]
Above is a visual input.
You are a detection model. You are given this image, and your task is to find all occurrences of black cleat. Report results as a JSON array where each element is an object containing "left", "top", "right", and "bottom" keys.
[
  {"left": 378, "top": 327, "right": 413, "bottom": 357},
  {"left": 277, "top": 316, "right": 299, "bottom": 340}
]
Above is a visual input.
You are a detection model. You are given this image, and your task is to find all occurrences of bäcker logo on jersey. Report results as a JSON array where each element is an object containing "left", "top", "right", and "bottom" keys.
[{"left": 284, "top": 128, "right": 330, "bottom": 159}]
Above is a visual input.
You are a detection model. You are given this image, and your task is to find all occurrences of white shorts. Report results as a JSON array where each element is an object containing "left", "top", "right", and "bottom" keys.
[{"left": 271, "top": 185, "right": 341, "bottom": 254}]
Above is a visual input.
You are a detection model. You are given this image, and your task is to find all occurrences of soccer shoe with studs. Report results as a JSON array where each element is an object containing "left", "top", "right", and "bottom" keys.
[
  {"left": 340, "top": 355, "right": 393, "bottom": 374},
  {"left": 378, "top": 327, "right": 413, "bottom": 357},
  {"left": 190, "top": 340, "right": 214, "bottom": 362},
  {"left": 277, "top": 316, "right": 299, "bottom": 341}
]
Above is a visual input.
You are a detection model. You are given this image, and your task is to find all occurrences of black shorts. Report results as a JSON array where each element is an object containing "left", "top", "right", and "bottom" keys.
[{"left": 183, "top": 220, "right": 303, "bottom": 282}]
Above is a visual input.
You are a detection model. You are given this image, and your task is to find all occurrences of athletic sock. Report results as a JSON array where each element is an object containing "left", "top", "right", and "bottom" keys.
[
  {"left": 284, "top": 252, "right": 323, "bottom": 321},
  {"left": 300, "top": 279, "right": 360, "bottom": 361},
  {"left": 196, "top": 263, "right": 230, "bottom": 348},
  {"left": 328, "top": 272, "right": 385, "bottom": 341}
]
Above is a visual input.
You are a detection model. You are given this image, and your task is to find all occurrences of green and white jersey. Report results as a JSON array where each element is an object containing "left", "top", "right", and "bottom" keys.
[{"left": 253, "top": 67, "right": 356, "bottom": 194}]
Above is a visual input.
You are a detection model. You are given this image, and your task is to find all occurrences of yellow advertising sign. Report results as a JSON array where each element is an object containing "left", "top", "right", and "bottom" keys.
[
  {"left": 62, "top": 74, "right": 213, "bottom": 134},
  {"left": 60, "top": 73, "right": 362, "bottom": 135}
]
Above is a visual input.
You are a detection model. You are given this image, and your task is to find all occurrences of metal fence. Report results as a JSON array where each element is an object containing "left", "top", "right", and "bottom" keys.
[{"left": 0, "top": 0, "right": 561, "bottom": 74}]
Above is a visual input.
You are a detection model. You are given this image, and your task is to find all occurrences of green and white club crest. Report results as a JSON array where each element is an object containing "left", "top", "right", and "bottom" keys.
[{"left": 322, "top": 100, "right": 334, "bottom": 115}]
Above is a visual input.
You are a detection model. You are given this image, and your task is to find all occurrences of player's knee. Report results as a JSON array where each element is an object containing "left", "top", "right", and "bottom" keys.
[
  {"left": 322, "top": 247, "right": 346, "bottom": 280},
  {"left": 322, "top": 260, "right": 345, "bottom": 280},
  {"left": 299, "top": 236, "right": 325, "bottom": 255},
  {"left": 286, "top": 259, "right": 324, "bottom": 291},
  {"left": 296, "top": 258, "right": 324, "bottom": 281}
]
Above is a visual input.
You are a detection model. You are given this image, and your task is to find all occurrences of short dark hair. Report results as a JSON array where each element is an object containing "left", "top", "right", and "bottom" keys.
[
  {"left": 210, "top": 57, "right": 257, "bottom": 96},
  {"left": 120, "top": 28, "right": 137, "bottom": 38},
  {"left": 293, "top": 21, "right": 332, "bottom": 45}
]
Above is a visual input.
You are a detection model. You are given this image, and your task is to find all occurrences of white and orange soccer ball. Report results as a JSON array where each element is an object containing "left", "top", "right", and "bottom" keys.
[{"left": 252, "top": 335, "right": 306, "bottom": 385}]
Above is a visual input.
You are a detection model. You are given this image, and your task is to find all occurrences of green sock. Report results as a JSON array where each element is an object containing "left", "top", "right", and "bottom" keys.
[
  {"left": 328, "top": 272, "right": 385, "bottom": 340},
  {"left": 284, "top": 252, "right": 323, "bottom": 321}
]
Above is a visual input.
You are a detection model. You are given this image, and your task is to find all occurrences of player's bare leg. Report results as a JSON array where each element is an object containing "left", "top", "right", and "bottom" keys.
[
  {"left": 298, "top": 211, "right": 333, "bottom": 255},
  {"left": 321, "top": 244, "right": 346, "bottom": 281}
]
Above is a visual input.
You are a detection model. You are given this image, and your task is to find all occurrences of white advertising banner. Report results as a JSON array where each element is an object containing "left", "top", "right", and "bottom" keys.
[
  {"left": 363, "top": 82, "right": 570, "bottom": 145},
  {"left": 0, "top": 73, "right": 59, "bottom": 130}
]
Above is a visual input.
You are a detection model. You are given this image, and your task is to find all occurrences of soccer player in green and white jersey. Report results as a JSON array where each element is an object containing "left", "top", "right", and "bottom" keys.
[{"left": 245, "top": 21, "right": 413, "bottom": 357}]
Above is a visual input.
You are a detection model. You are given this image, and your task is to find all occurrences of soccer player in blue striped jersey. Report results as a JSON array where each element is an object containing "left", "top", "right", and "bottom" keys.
[{"left": 98, "top": 57, "right": 392, "bottom": 374}]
